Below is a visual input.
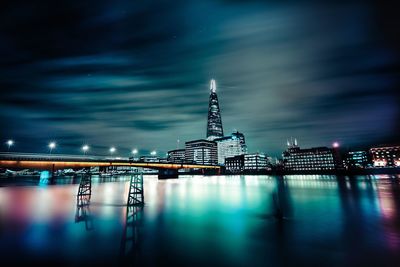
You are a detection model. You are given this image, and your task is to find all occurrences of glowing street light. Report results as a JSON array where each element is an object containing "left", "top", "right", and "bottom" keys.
[
  {"left": 82, "top": 145, "right": 89, "bottom": 155},
  {"left": 110, "top": 147, "right": 116, "bottom": 154},
  {"left": 150, "top": 150, "right": 157, "bottom": 156},
  {"left": 6, "top": 140, "right": 14, "bottom": 150},
  {"left": 132, "top": 148, "right": 138, "bottom": 155},
  {"left": 48, "top": 142, "right": 56, "bottom": 154},
  {"left": 332, "top": 142, "right": 340, "bottom": 148}
]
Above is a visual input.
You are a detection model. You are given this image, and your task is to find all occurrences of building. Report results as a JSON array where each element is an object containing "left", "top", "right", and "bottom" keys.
[
  {"left": 214, "top": 131, "right": 247, "bottom": 164},
  {"left": 244, "top": 153, "right": 268, "bottom": 171},
  {"left": 370, "top": 145, "right": 400, "bottom": 168},
  {"left": 344, "top": 151, "right": 369, "bottom": 169},
  {"left": 267, "top": 156, "right": 279, "bottom": 167},
  {"left": 138, "top": 156, "right": 160, "bottom": 173},
  {"left": 225, "top": 153, "right": 269, "bottom": 173},
  {"left": 282, "top": 140, "right": 337, "bottom": 171},
  {"left": 225, "top": 155, "right": 244, "bottom": 173},
  {"left": 185, "top": 139, "right": 218, "bottom": 165},
  {"left": 139, "top": 156, "right": 160, "bottom": 163},
  {"left": 206, "top": 79, "right": 224, "bottom": 141},
  {"left": 167, "top": 149, "right": 186, "bottom": 163}
]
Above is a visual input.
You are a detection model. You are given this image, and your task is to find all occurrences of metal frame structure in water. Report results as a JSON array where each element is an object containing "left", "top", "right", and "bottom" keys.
[{"left": 127, "top": 172, "right": 144, "bottom": 206}]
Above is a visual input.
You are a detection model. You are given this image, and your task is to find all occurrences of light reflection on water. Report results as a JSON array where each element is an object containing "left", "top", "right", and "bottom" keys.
[{"left": 0, "top": 175, "right": 399, "bottom": 266}]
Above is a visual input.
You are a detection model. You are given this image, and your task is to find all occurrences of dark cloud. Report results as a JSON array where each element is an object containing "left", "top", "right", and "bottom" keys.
[{"left": 0, "top": 0, "right": 399, "bottom": 157}]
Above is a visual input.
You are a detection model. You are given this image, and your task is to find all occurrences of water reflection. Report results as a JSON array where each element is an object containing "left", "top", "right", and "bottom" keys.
[
  {"left": 273, "top": 176, "right": 293, "bottom": 221},
  {"left": 0, "top": 175, "right": 400, "bottom": 266},
  {"left": 119, "top": 205, "right": 144, "bottom": 266},
  {"left": 375, "top": 175, "right": 400, "bottom": 251},
  {"left": 75, "top": 174, "right": 93, "bottom": 231}
]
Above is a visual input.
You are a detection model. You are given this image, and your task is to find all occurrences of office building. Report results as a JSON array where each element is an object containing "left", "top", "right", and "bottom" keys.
[
  {"left": 139, "top": 156, "right": 160, "bottom": 163},
  {"left": 282, "top": 140, "right": 337, "bottom": 171},
  {"left": 167, "top": 149, "right": 186, "bottom": 163},
  {"left": 344, "top": 151, "right": 369, "bottom": 169},
  {"left": 370, "top": 145, "right": 400, "bottom": 167},
  {"left": 215, "top": 131, "right": 247, "bottom": 164},
  {"left": 225, "top": 153, "right": 269, "bottom": 173},
  {"left": 185, "top": 139, "right": 218, "bottom": 165},
  {"left": 225, "top": 155, "right": 245, "bottom": 173},
  {"left": 244, "top": 153, "right": 268, "bottom": 171}
]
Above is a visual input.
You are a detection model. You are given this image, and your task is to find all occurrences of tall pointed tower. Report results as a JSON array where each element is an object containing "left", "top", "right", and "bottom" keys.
[{"left": 207, "top": 79, "right": 224, "bottom": 140}]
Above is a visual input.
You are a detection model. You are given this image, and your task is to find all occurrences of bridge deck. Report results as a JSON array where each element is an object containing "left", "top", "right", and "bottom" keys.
[{"left": 0, "top": 153, "right": 220, "bottom": 170}]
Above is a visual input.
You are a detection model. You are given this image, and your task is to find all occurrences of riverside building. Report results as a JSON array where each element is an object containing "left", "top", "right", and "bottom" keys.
[
  {"left": 344, "top": 150, "right": 369, "bottom": 169},
  {"left": 206, "top": 79, "right": 224, "bottom": 141},
  {"left": 214, "top": 131, "right": 247, "bottom": 165},
  {"left": 185, "top": 139, "right": 218, "bottom": 165},
  {"left": 225, "top": 155, "right": 244, "bottom": 173},
  {"left": 370, "top": 145, "right": 400, "bottom": 167},
  {"left": 225, "top": 153, "right": 269, "bottom": 173},
  {"left": 244, "top": 153, "right": 268, "bottom": 171},
  {"left": 282, "top": 139, "right": 337, "bottom": 171},
  {"left": 167, "top": 149, "right": 186, "bottom": 163}
]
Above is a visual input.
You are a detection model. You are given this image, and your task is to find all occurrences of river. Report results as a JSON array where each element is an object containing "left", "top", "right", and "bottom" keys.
[{"left": 0, "top": 174, "right": 399, "bottom": 266}]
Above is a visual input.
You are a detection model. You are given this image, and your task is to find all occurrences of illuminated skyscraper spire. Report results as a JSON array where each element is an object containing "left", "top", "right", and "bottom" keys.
[
  {"left": 207, "top": 79, "right": 224, "bottom": 140},
  {"left": 210, "top": 79, "right": 216, "bottom": 93}
]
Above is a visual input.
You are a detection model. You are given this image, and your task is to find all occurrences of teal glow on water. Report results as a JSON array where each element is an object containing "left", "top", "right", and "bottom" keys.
[{"left": 0, "top": 175, "right": 399, "bottom": 266}]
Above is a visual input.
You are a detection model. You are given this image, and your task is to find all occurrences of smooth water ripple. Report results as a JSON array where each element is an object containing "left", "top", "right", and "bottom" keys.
[{"left": 0, "top": 174, "right": 399, "bottom": 266}]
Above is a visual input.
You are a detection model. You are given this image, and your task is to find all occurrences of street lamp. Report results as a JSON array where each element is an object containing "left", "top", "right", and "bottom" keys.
[
  {"left": 332, "top": 142, "right": 340, "bottom": 148},
  {"left": 82, "top": 145, "right": 89, "bottom": 155},
  {"left": 48, "top": 142, "right": 56, "bottom": 154},
  {"left": 132, "top": 148, "right": 138, "bottom": 155},
  {"left": 6, "top": 140, "right": 14, "bottom": 151},
  {"left": 110, "top": 147, "right": 116, "bottom": 155},
  {"left": 150, "top": 150, "right": 157, "bottom": 156}
]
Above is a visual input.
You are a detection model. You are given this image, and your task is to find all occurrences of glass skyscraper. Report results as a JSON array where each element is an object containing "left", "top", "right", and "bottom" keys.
[{"left": 206, "top": 79, "right": 224, "bottom": 141}]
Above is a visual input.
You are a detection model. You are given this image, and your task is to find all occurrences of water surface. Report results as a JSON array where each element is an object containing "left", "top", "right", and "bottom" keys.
[{"left": 0, "top": 175, "right": 399, "bottom": 266}]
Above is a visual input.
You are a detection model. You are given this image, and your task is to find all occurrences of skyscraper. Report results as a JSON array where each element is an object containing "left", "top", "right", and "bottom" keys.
[{"left": 206, "top": 79, "right": 224, "bottom": 140}]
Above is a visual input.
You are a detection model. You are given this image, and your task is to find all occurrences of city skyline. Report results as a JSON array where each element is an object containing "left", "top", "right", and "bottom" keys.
[{"left": 1, "top": 1, "right": 399, "bottom": 157}]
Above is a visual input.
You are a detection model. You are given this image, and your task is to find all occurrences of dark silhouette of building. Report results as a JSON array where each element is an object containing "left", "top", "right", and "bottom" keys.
[
  {"left": 225, "top": 155, "right": 245, "bottom": 173},
  {"left": 344, "top": 151, "right": 369, "bottom": 169},
  {"left": 206, "top": 79, "right": 224, "bottom": 141}
]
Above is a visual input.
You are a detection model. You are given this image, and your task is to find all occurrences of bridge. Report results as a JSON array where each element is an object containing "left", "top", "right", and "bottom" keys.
[{"left": 0, "top": 152, "right": 220, "bottom": 179}]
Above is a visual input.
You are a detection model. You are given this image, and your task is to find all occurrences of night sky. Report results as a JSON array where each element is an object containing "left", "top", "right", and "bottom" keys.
[{"left": 1, "top": 1, "right": 399, "bottom": 157}]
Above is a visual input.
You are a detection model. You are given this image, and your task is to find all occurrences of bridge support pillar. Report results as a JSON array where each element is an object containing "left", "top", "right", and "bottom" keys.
[
  {"left": 127, "top": 172, "right": 144, "bottom": 206},
  {"left": 49, "top": 164, "right": 56, "bottom": 184},
  {"left": 158, "top": 169, "right": 179, "bottom": 179}
]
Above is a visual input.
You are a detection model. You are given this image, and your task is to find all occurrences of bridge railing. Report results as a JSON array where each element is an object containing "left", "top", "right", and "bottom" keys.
[
  {"left": 0, "top": 152, "right": 129, "bottom": 162},
  {"left": 0, "top": 152, "right": 222, "bottom": 169}
]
